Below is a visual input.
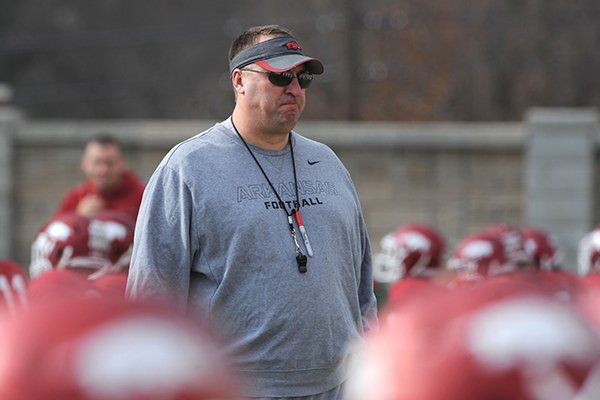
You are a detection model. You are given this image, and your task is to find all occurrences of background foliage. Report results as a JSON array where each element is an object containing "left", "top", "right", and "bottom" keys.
[{"left": 1, "top": 0, "right": 598, "bottom": 121}]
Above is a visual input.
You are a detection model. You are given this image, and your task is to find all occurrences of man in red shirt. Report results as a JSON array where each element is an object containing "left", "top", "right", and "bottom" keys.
[{"left": 52, "top": 134, "right": 145, "bottom": 222}]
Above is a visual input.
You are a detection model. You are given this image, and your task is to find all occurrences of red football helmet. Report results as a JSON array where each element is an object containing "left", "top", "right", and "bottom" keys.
[
  {"left": 0, "top": 260, "right": 28, "bottom": 317},
  {"left": 0, "top": 295, "right": 239, "bottom": 400},
  {"left": 521, "top": 227, "right": 563, "bottom": 271},
  {"left": 30, "top": 213, "right": 111, "bottom": 278},
  {"left": 26, "top": 268, "right": 96, "bottom": 305},
  {"left": 30, "top": 212, "right": 134, "bottom": 279},
  {"left": 573, "top": 278, "right": 600, "bottom": 397},
  {"left": 578, "top": 226, "right": 600, "bottom": 277},
  {"left": 90, "top": 272, "right": 128, "bottom": 298},
  {"left": 484, "top": 223, "right": 531, "bottom": 268},
  {"left": 87, "top": 210, "right": 135, "bottom": 278},
  {"left": 373, "top": 223, "right": 446, "bottom": 283},
  {"left": 447, "top": 231, "right": 514, "bottom": 282},
  {"left": 346, "top": 280, "right": 600, "bottom": 400}
]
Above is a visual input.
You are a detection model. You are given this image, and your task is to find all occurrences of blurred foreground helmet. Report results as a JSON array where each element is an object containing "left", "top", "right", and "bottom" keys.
[
  {"left": 90, "top": 272, "right": 128, "bottom": 298},
  {"left": 26, "top": 268, "right": 96, "bottom": 305},
  {"left": 0, "top": 259, "right": 28, "bottom": 317},
  {"left": 346, "top": 280, "right": 600, "bottom": 400},
  {"left": 0, "top": 294, "right": 239, "bottom": 400},
  {"left": 373, "top": 223, "right": 446, "bottom": 283},
  {"left": 521, "top": 227, "right": 563, "bottom": 271}
]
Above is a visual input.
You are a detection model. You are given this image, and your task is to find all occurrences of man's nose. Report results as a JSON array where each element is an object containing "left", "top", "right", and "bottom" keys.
[{"left": 284, "top": 75, "right": 303, "bottom": 94}]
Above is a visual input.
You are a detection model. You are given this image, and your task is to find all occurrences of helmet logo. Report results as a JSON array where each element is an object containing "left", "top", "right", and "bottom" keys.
[
  {"left": 462, "top": 240, "right": 494, "bottom": 259},
  {"left": 403, "top": 232, "right": 431, "bottom": 251}
]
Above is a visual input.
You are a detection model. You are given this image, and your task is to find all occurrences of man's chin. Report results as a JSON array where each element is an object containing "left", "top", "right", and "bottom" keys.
[
  {"left": 279, "top": 120, "right": 298, "bottom": 133},
  {"left": 279, "top": 112, "right": 301, "bottom": 127}
]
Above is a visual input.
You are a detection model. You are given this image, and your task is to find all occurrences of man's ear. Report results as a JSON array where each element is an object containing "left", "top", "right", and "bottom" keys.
[{"left": 231, "top": 69, "right": 245, "bottom": 96}]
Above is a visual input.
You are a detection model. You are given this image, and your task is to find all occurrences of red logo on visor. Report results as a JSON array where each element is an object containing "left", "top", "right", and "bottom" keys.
[{"left": 286, "top": 41, "right": 301, "bottom": 51}]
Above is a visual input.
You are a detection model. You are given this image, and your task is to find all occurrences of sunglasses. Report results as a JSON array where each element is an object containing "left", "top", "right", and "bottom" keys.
[{"left": 241, "top": 69, "right": 313, "bottom": 89}]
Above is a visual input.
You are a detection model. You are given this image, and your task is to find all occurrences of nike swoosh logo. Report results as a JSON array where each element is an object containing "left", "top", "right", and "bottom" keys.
[{"left": 307, "top": 160, "right": 320, "bottom": 165}]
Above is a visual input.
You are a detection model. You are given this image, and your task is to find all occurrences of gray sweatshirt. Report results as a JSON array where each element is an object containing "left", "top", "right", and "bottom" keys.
[{"left": 127, "top": 118, "right": 377, "bottom": 397}]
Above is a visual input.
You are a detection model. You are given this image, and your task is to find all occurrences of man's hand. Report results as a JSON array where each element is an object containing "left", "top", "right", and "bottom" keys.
[{"left": 76, "top": 195, "right": 106, "bottom": 216}]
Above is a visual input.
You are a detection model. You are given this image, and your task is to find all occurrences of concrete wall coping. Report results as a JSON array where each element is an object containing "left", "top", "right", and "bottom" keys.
[
  {"left": 17, "top": 119, "right": 525, "bottom": 151},
  {"left": 526, "top": 107, "right": 599, "bottom": 125}
]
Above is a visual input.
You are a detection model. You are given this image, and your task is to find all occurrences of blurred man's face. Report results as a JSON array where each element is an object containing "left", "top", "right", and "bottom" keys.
[{"left": 81, "top": 142, "right": 126, "bottom": 192}]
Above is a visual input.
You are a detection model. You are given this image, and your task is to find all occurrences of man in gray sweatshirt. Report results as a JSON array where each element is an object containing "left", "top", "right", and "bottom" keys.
[{"left": 127, "top": 24, "right": 377, "bottom": 400}]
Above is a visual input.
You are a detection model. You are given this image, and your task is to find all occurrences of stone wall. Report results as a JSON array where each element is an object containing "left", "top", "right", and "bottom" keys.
[{"left": 1, "top": 109, "right": 597, "bottom": 273}]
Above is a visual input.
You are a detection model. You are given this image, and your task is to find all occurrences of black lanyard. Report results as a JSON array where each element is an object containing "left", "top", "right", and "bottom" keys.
[{"left": 232, "top": 120, "right": 311, "bottom": 273}]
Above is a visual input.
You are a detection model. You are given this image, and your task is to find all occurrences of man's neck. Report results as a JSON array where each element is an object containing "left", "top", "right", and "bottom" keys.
[{"left": 231, "top": 111, "right": 291, "bottom": 151}]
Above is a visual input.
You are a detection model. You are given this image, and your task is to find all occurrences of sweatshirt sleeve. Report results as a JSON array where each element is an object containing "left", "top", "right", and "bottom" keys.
[
  {"left": 357, "top": 211, "right": 379, "bottom": 335},
  {"left": 126, "top": 165, "right": 196, "bottom": 310}
]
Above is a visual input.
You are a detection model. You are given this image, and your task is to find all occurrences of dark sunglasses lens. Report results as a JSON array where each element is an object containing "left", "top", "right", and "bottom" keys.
[
  {"left": 268, "top": 72, "right": 313, "bottom": 89},
  {"left": 297, "top": 73, "right": 313, "bottom": 89},
  {"left": 268, "top": 72, "right": 294, "bottom": 87}
]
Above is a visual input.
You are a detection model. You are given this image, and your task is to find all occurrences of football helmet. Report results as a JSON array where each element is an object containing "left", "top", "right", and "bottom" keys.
[
  {"left": 386, "top": 277, "right": 446, "bottom": 313},
  {"left": 90, "top": 272, "right": 128, "bottom": 298},
  {"left": 373, "top": 223, "right": 446, "bottom": 283},
  {"left": 447, "top": 231, "right": 514, "bottom": 282},
  {"left": 26, "top": 268, "right": 96, "bottom": 305},
  {"left": 578, "top": 226, "right": 600, "bottom": 276},
  {"left": 521, "top": 227, "right": 563, "bottom": 271},
  {"left": 30, "top": 211, "right": 134, "bottom": 279},
  {"left": 582, "top": 272, "right": 600, "bottom": 288},
  {"left": 87, "top": 210, "right": 135, "bottom": 278},
  {"left": 346, "top": 280, "right": 600, "bottom": 400},
  {"left": 484, "top": 223, "right": 531, "bottom": 268},
  {"left": 0, "top": 294, "right": 239, "bottom": 400},
  {"left": 30, "top": 213, "right": 112, "bottom": 278},
  {"left": 0, "top": 260, "right": 28, "bottom": 317}
]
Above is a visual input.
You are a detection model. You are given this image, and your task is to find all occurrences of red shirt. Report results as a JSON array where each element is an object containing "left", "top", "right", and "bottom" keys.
[{"left": 53, "top": 171, "right": 145, "bottom": 222}]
